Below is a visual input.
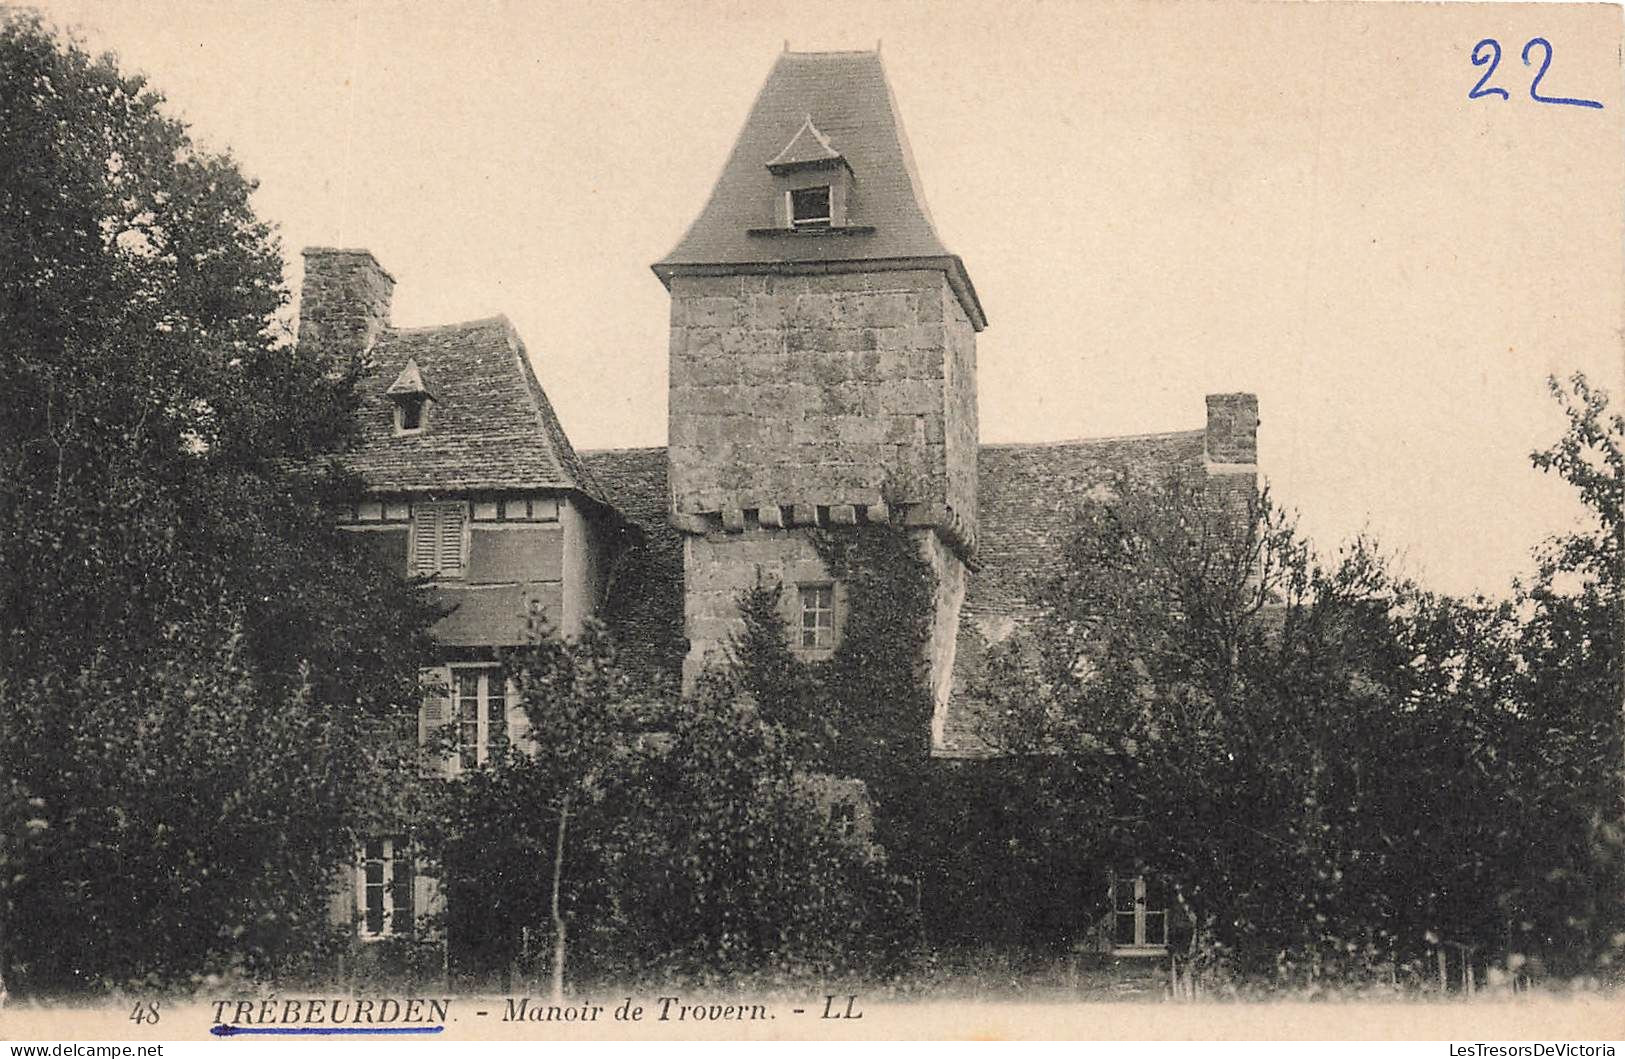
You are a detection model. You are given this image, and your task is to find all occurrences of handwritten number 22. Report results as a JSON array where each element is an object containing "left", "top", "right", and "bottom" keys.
[{"left": 1470, "top": 37, "right": 1603, "bottom": 108}]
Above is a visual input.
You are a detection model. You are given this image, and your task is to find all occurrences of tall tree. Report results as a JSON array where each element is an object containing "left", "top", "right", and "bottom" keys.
[
  {"left": 0, "top": 13, "right": 436, "bottom": 993},
  {"left": 1508, "top": 373, "right": 1624, "bottom": 974}
]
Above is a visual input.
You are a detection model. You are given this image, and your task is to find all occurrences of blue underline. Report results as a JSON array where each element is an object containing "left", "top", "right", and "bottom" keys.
[{"left": 211, "top": 1025, "right": 445, "bottom": 1037}]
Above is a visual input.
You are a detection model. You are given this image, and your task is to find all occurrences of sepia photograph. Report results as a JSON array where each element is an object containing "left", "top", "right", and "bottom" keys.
[{"left": 0, "top": 0, "right": 1621, "bottom": 1045}]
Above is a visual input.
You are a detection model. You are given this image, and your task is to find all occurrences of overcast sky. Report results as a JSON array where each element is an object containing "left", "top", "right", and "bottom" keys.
[{"left": 32, "top": 0, "right": 1625, "bottom": 598}]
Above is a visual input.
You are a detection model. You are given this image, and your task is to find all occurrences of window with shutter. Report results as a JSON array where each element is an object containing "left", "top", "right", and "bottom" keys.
[{"left": 411, "top": 502, "right": 466, "bottom": 577}]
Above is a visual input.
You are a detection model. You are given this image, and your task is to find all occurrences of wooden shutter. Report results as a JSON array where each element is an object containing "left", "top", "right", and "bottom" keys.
[
  {"left": 504, "top": 676, "right": 529, "bottom": 750},
  {"left": 418, "top": 668, "right": 454, "bottom": 776},
  {"left": 419, "top": 667, "right": 449, "bottom": 735},
  {"left": 390, "top": 838, "right": 415, "bottom": 937},
  {"left": 411, "top": 505, "right": 440, "bottom": 576},
  {"left": 411, "top": 502, "right": 466, "bottom": 576},
  {"left": 419, "top": 689, "right": 449, "bottom": 744},
  {"left": 437, "top": 503, "right": 465, "bottom": 574}
]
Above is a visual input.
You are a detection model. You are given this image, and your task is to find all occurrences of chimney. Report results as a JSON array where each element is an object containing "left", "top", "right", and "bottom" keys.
[
  {"left": 297, "top": 247, "right": 395, "bottom": 358},
  {"left": 1205, "top": 392, "right": 1259, "bottom": 466}
]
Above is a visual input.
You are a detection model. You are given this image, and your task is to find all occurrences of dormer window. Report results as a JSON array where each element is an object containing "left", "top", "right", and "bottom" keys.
[
  {"left": 386, "top": 356, "right": 435, "bottom": 436},
  {"left": 396, "top": 394, "right": 426, "bottom": 433},
  {"left": 789, "top": 185, "right": 832, "bottom": 229},
  {"left": 755, "top": 115, "right": 868, "bottom": 235}
]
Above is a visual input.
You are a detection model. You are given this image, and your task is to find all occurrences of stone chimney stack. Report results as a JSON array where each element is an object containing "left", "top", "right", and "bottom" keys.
[
  {"left": 1205, "top": 392, "right": 1259, "bottom": 467},
  {"left": 297, "top": 247, "right": 395, "bottom": 358}
]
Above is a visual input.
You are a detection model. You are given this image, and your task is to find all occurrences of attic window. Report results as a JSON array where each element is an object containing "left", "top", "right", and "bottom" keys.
[
  {"left": 386, "top": 357, "right": 434, "bottom": 436},
  {"left": 789, "top": 186, "right": 832, "bottom": 229},
  {"left": 396, "top": 395, "right": 426, "bottom": 433}
]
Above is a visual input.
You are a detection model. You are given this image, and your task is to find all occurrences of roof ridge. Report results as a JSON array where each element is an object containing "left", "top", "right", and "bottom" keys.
[
  {"left": 981, "top": 428, "right": 1205, "bottom": 449},
  {"left": 504, "top": 329, "right": 607, "bottom": 505},
  {"left": 581, "top": 445, "right": 670, "bottom": 456},
  {"left": 384, "top": 314, "right": 509, "bottom": 336}
]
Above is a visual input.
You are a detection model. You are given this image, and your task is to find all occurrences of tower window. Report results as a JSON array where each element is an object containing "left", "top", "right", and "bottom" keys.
[
  {"left": 798, "top": 583, "right": 836, "bottom": 649},
  {"left": 789, "top": 186, "right": 832, "bottom": 229}
]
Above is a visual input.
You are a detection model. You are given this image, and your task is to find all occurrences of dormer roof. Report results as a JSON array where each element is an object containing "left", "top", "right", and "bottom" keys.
[
  {"left": 766, "top": 115, "right": 845, "bottom": 171},
  {"left": 653, "top": 49, "right": 985, "bottom": 329},
  {"left": 385, "top": 356, "right": 433, "bottom": 399}
]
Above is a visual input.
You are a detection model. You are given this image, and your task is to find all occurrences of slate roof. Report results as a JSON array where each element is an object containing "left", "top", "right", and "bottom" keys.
[
  {"left": 344, "top": 316, "right": 604, "bottom": 501},
  {"left": 653, "top": 50, "right": 985, "bottom": 329},
  {"left": 579, "top": 429, "right": 1211, "bottom": 756}
]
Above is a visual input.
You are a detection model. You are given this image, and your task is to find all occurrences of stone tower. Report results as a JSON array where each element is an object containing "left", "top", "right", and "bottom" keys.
[{"left": 653, "top": 50, "right": 986, "bottom": 703}]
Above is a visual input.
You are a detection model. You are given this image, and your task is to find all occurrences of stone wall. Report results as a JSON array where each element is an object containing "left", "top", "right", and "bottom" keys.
[
  {"left": 680, "top": 523, "right": 965, "bottom": 715},
  {"left": 940, "top": 285, "right": 979, "bottom": 547},
  {"left": 920, "top": 531, "right": 969, "bottom": 751},
  {"left": 681, "top": 528, "right": 832, "bottom": 689},
  {"left": 667, "top": 269, "right": 977, "bottom": 544}
]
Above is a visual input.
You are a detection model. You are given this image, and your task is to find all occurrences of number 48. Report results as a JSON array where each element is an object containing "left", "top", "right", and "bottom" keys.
[{"left": 1470, "top": 37, "right": 1604, "bottom": 108}]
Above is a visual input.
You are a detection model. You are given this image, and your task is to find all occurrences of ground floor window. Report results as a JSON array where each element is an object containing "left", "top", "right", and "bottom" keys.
[
  {"left": 1112, "top": 871, "right": 1169, "bottom": 954},
  {"left": 830, "top": 802, "right": 857, "bottom": 836},
  {"left": 357, "top": 835, "right": 415, "bottom": 939}
]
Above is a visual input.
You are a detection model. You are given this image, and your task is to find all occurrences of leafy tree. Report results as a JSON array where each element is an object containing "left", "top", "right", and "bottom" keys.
[
  {"left": 453, "top": 619, "right": 640, "bottom": 1001},
  {"left": 727, "top": 525, "right": 943, "bottom": 933},
  {"left": 0, "top": 14, "right": 437, "bottom": 993},
  {"left": 604, "top": 670, "right": 916, "bottom": 985},
  {"left": 1506, "top": 373, "right": 1624, "bottom": 974},
  {"left": 977, "top": 474, "right": 1528, "bottom": 985},
  {"left": 420, "top": 617, "right": 913, "bottom": 991}
]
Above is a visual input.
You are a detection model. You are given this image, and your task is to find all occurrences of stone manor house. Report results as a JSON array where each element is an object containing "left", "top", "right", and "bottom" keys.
[{"left": 300, "top": 49, "right": 1259, "bottom": 965}]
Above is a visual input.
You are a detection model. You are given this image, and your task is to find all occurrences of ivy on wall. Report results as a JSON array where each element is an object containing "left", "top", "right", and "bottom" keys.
[
  {"left": 729, "top": 521, "right": 936, "bottom": 774},
  {"left": 727, "top": 521, "right": 1106, "bottom": 950},
  {"left": 725, "top": 520, "right": 969, "bottom": 930}
]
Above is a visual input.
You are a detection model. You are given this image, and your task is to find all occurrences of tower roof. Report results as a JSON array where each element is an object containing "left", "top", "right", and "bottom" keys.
[{"left": 654, "top": 49, "right": 985, "bottom": 329}]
